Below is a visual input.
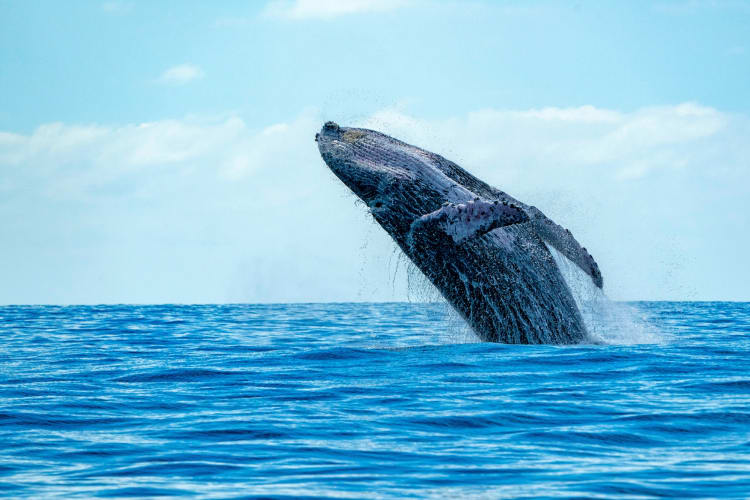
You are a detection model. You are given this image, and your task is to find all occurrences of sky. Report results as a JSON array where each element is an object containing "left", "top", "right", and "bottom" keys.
[{"left": 0, "top": 0, "right": 749, "bottom": 304}]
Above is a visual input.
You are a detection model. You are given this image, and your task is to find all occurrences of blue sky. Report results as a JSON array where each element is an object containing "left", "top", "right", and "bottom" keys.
[{"left": 1, "top": 0, "right": 749, "bottom": 304}]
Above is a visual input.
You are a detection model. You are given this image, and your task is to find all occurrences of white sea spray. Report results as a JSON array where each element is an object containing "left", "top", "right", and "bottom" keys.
[{"left": 546, "top": 244, "right": 663, "bottom": 345}]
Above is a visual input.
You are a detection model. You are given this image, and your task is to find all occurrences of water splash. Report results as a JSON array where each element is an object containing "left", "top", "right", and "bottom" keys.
[
  {"left": 546, "top": 244, "right": 663, "bottom": 345},
  {"left": 398, "top": 253, "right": 478, "bottom": 344}
]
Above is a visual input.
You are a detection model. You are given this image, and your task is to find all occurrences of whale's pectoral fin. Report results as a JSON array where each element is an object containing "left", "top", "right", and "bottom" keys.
[
  {"left": 409, "top": 199, "right": 529, "bottom": 248},
  {"left": 530, "top": 216, "right": 603, "bottom": 289}
]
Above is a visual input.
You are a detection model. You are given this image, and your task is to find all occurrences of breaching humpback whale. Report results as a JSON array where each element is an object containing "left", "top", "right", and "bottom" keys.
[{"left": 316, "top": 121, "right": 602, "bottom": 344}]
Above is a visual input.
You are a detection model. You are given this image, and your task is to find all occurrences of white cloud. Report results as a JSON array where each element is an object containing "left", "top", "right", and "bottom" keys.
[
  {"left": 0, "top": 113, "right": 318, "bottom": 200},
  {"left": 1, "top": 104, "right": 748, "bottom": 303},
  {"left": 653, "top": 0, "right": 750, "bottom": 14},
  {"left": 213, "top": 17, "right": 253, "bottom": 28},
  {"left": 727, "top": 45, "right": 746, "bottom": 56},
  {"left": 264, "top": 0, "right": 409, "bottom": 19},
  {"left": 156, "top": 64, "right": 204, "bottom": 86},
  {"left": 361, "top": 102, "right": 729, "bottom": 181},
  {"left": 101, "top": 1, "right": 132, "bottom": 14}
]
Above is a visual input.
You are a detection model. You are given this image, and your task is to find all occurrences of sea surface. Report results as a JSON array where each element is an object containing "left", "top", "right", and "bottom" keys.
[{"left": 1, "top": 302, "right": 749, "bottom": 498}]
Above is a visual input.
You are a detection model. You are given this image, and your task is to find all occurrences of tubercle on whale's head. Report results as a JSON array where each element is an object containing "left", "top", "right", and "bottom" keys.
[{"left": 316, "top": 122, "right": 474, "bottom": 241}]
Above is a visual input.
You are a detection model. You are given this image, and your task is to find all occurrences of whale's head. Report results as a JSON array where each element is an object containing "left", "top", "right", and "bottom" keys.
[{"left": 316, "top": 121, "right": 475, "bottom": 245}]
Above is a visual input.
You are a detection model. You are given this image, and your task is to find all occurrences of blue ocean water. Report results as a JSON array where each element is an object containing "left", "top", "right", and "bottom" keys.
[{"left": 1, "top": 302, "right": 749, "bottom": 498}]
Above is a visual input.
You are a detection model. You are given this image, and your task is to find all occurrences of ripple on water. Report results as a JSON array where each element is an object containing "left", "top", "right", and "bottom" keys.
[{"left": 0, "top": 302, "right": 749, "bottom": 498}]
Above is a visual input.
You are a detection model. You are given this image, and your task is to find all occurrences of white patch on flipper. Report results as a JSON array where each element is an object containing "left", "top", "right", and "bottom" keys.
[
  {"left": 545, "top": 243, "right": 663, "bottom": 345},
  {"left": 418, "top": 198, "right": 527, "bottom": 243}
]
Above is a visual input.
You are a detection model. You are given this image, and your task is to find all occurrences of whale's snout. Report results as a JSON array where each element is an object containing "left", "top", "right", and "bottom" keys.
[
  {"left": 316, "top": 122, "right": 384, "bottom": 204},
  {"left": 316, "top": 121, "right": 341, "bottom": 143}
]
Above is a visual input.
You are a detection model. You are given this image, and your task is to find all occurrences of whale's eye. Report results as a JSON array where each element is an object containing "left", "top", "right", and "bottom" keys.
[{"left": 374, "top": 202, "right": 383, "bottom": 208}]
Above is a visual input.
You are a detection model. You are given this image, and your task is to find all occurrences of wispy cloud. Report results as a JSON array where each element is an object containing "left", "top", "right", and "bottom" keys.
[
  {"left": 0, "top": 111, "right": 319, "bottom": 200},
  {"left": 101, "top": 1, "right": 132, "bottom": 14},
  {"left": 213, "top": 17, "right": 253, "bottom": 28},
  {"left": 727, "top": 45, "right": 746, "bottom": 56},
  {"left": 264, "top": 0, "right": 409, "bottom": 20},
  {"left": 361, "top": 103, "right": 729, "bottom": 181},
  {"left": 1, "top": 103, "right": 741, "bottom": 202},
  {"left": 654, "top": 0, "right": 750, "bottom": 14},
  {"left": 156, "top": 64, "right": 204, "bottom": 86}
]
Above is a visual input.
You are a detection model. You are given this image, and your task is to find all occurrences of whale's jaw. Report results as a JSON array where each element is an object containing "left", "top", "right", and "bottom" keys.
[{"left": 317, "top": 122, "right": 602, "bottom": 344}]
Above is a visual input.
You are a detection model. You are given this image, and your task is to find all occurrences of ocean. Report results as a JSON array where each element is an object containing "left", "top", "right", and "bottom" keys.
[{"left": 1, "top": 302, "right": 749, "bottom": 498}]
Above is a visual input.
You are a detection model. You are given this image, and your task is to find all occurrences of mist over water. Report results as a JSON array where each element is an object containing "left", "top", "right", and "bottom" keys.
[{"left": 547, "top": 244, "right": 663, "bottom": 345}]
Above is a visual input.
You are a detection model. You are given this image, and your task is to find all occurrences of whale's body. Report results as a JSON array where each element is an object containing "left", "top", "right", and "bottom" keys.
[{"left": 316, "top": 122, "right": 602, "bottom": 344}]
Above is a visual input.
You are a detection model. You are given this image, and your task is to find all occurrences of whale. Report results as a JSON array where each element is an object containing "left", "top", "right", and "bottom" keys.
[{"left": 316, "top": 121, "right": 603, "bottom": 344}]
